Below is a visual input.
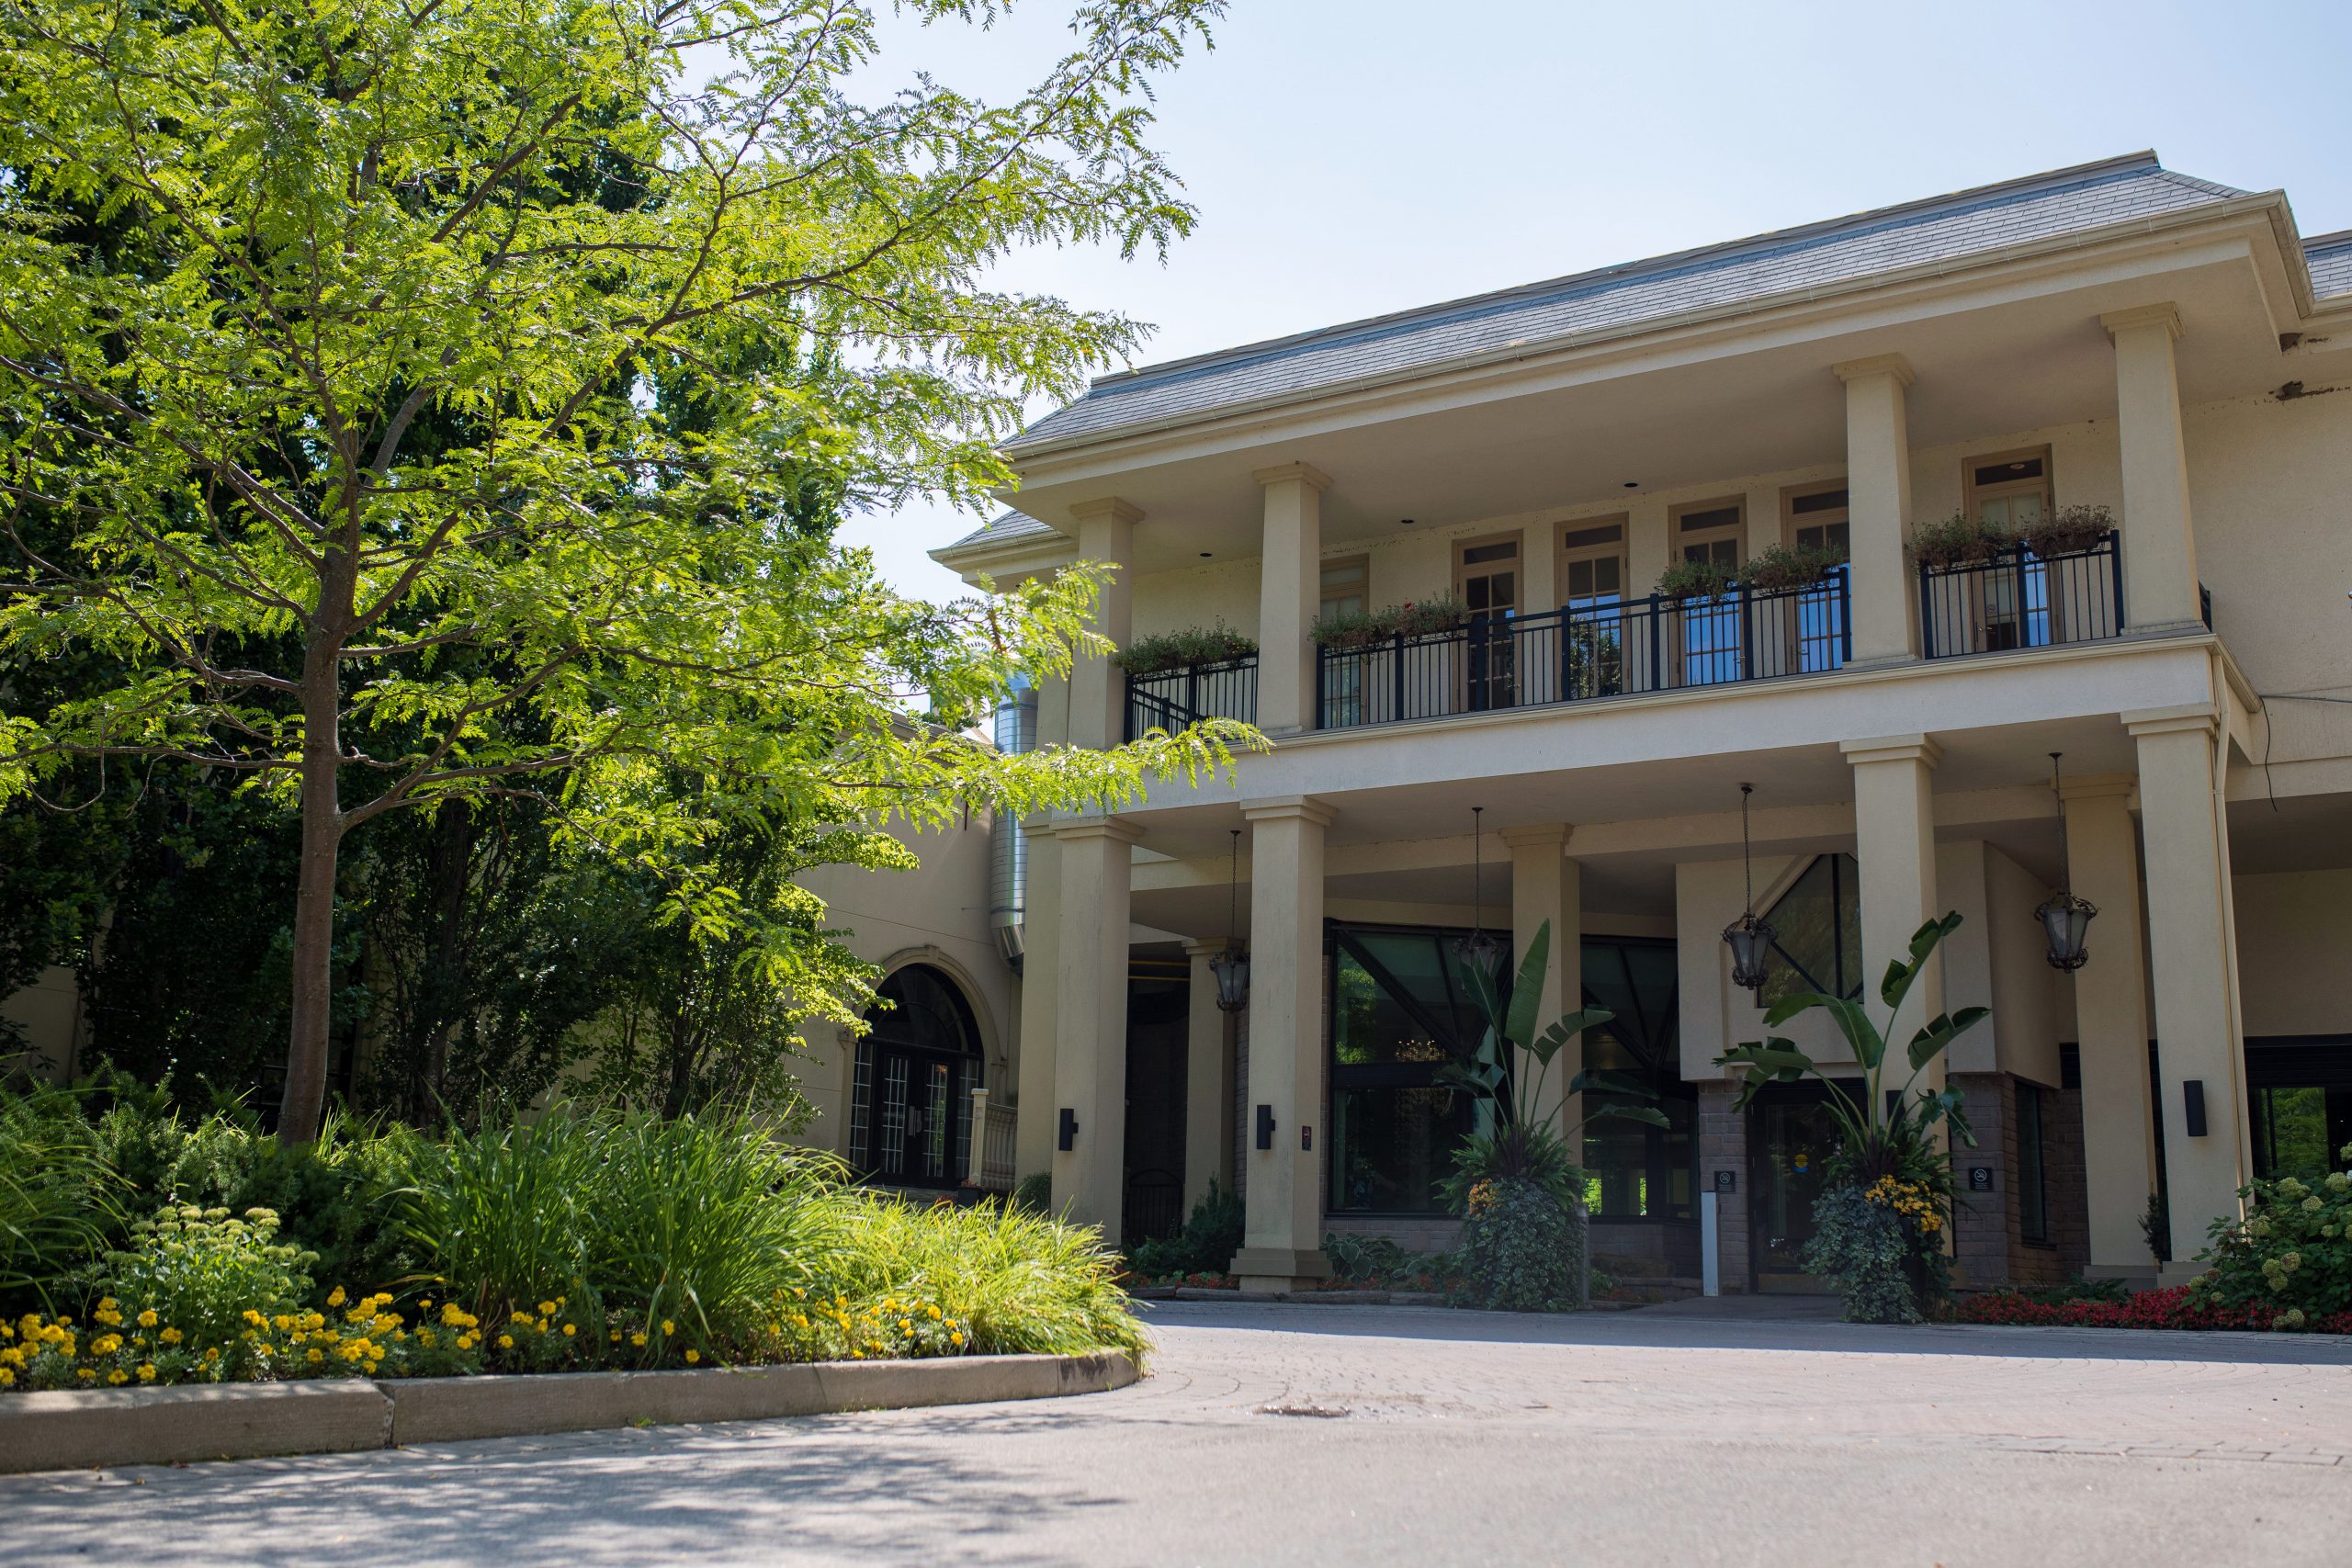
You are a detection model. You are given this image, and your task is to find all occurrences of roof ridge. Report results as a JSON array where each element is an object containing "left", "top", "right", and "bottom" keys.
[
  {"left": 2304, "top": 227, "right": 2352, "bottom": 251},
  {"left": 1072, "top": 152, "right": 2177, "bottom": 402}
]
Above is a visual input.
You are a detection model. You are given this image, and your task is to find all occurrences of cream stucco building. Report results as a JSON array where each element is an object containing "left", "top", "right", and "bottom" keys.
[{"left": 929, "top": 151, "right": 2352, "bottom": 1293}]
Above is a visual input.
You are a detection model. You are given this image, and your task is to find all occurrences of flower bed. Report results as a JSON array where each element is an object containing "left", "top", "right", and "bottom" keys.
[{"left": 1956, "top": 1283, "right": 2352, "bottom": 1335}]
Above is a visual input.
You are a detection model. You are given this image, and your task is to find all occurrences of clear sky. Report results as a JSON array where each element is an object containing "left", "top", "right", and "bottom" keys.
[{"left": 847, "top": 0, "right": 2352, "bottom": 602}]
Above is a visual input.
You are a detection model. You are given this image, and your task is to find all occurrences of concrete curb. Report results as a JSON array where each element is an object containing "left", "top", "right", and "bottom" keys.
[{"left": 0, "top": 1351, "right": 1138, "bottom": 1475}]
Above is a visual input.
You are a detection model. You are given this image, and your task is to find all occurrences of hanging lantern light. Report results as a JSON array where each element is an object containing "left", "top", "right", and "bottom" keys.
[
  {"left": 1723, "top": 783, "right": 1774, "bottom": 992},
  {"left": 1209, "top": 829, "right": 1250, "bottom": 1012},
  {"left": 1453, "top": 806, "right": 1505, "bottom": 983},
  {"left": 2035, "top": 752, "right": 2098, "bottom": 972}
]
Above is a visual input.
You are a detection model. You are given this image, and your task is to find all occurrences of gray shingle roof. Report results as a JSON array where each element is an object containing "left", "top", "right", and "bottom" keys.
[
  {"left": 1012, "top": 153, "right": 2247, "bottom": 451},
  {"left": 942, "top": 510, "right": 1058, "bottom": 554},
  {"left": 2309, "top": 231, "right": 2352, "bottom": 300}
]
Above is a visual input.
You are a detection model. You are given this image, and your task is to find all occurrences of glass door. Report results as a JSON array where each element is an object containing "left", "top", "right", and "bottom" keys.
[
  {"left": 1747, "top": 1084, "right": 1854, "bottom": 1290},
  {"left": 1455, "top": 537, "right": 1520, "bottom": 711},
  {"left": 1969, "top": 451, "right": 2052, "bottom": 649},
  {"left": 1559, "top": 521, "right": 1627, "bottom": 699},
  {"left": 1673, "top": 502, "right": 1744, "bottom": 686}
]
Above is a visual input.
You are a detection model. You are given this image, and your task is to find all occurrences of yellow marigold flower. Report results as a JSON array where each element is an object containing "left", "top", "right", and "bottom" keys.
[
  {"left": 684, "top": 1348, "right": 700, "bottom": 1364},
  {"left": 308, "top": 1348, "right": 324, "bottom": 1364},
  {"left": 364, "top": 1361, "right": 379, "bottom": 1374},
  {"left": 630, "top": 1333, "right": 647, "bottom": 1348},
  {"left": 537, "top": 1301, "right": 557, "bottom": 1316},
  {"left": 107, "top": 1369, "right": 129, "bottom": 1385},
  {"left": 498, "top": 1335, "right": 514, "bottom": 1350},
  {"left": 133, "top": 1308, "right": 158, "bottom": 1329},
  {"left": 609, "top": 1330, "right": 622, "bottom": 1343},
  {"left": 927, "top": 1305, "right": 942, "bottom": 1321},
  {"left": 137, "top": 1363, "right": 156, "bottom": 1382},
  {"left": 327, "top": 1287, "right": 346, "bottom": 1308},
  {"left": 161, "top": 1326, "right": 184, "bottom": 1345},
  {"left": 660, "top": 1320, "right": 674, "bottom": 1336},
  {"left": 561, "top": 1324, "right": 576, "bottom": 1337},
  {"left": 76, "top": 1368, "right": 96, "bottom": 1382},
  {"left": 0, "top": 1367, "right": 12, "bottom": 1386},
  {"left": 949, "top": 1331, "right": 964, "bottom": 1347}
]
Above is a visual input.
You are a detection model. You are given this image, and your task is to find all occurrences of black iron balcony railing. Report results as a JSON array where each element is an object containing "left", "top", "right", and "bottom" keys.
[
  {"left": 1122, "top": 654, "right": 1258, "bottom": 741},
  {"left": 1918, "top": 530, "right": 2124, "bottom": 660},
  {"left": 1315, "top": 569, "right": 1850, "bottom": 731}
]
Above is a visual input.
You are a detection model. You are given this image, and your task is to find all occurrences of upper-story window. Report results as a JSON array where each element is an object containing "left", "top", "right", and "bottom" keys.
[
  {"left": 1967, "top": 447, "right": 2052, "bottom": 532},
  {"left": 1454, "top": 536, "right": 1520, "bottom": 710},
  {"left": 1674, "top": 500, "right": 1744, "bottom": 574},
  {"left": 1558, "top": 520, "right": 1626, "bottom": 608},
  {"left": 1964, "top": 447, "right": 2055, "bottom": 649},
  {"left": 1454, "top": 536, "right": 1520, "bottom": 617},
  {"left": 1319, "top": 556, "right": 1369, "bottom": 621},
  {"left": 1782, "top": 483, "right": 1850, "bottom": 556}
]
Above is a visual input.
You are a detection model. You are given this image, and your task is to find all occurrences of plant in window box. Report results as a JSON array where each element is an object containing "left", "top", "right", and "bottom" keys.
[
  {"left": 2017, "top": 503, "right": 2112, "bottom": 560},
  {"left": 1309, "top": 595, "right": 1468, "bottom": 650},
  {"left": 1652, "top": 557, "right": 1735, "bottom": 604},
  {"left": 1714, "top": 912, "right": 1986, "bottom": 1325},
  {"left": 1739, "top": 542, "right": 1847, "bottom": 594},
  {"left": 1908, "top": 512, "right": 2012, "bottom": 569},
  {"left": 1112, "top": 622, "right": 1258, "bottom": 677},
  {"left": 1436, "top": 919, "right": 1669, "bottom": 1312}
]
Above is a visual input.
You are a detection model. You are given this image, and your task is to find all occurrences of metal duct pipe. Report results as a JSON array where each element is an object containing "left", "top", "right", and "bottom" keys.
[{"left": 988, "top": 677, "right": 1036, "bottom": 972}]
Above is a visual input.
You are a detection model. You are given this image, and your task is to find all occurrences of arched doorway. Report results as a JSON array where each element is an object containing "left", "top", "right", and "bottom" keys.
[{"left": 851, "top": 964, "right": 982, "bottom": 1189}]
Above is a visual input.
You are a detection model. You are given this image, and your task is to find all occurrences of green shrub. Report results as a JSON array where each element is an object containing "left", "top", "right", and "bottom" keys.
[
  {"left": 1654, "top": 556, "right": 1734, "bottom": 602},
  {"left": 818, "top": 1193, "right": 1146, "bottom": 1359},
  {"left": 2187, "top": 1145, "right": 2352, "bottom": 1326},
  {"left": 1804, "top": 1186, "right": 1919, "bottom": 1324},
  {"left": 1310, "top": 596, "right": 1467, "bottom": 649},
  {"left": 1910, "top": 511, "right": 2008, "bottom": 568},
  {"left": 1012, "top": 1171, "right": 1055, "bottom": 1215},
  {"left": 1740, "top": 540, "right": 1847, "bottom": 593},
  {"left": 1114, "top": 622, "right": 1257, "bottom": 676},
  {"left": 101, "top": 1204, "right": 318, "bottom": 1369},
  {"left": 1126, "top": 1180, "right": 1242, "bottom": 1280},
  {"left": 2018, "top": 503, "right": 2112, "bottom": 558},
  {"left": 0, "top": 1088, "right": 121, "bottom": 1310},
  {"left": 1451, "top": 1178, "right": 1585, "bottom": 1313}
]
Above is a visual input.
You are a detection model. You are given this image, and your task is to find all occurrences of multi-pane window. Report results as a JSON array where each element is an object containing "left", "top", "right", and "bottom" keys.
[
  {"left": 2018, "top": 1082, "right": 2052, "bottom": 1243},
  {"left": 1456, "top": 536, "right": 1520, "bottom": 710},
  {"left": 1966, "top": 448, "right": 2054, "bottom": 649},
  {"left": 1560, "top": 521, "right": 1628, "bottom": 699},
  {"left": 1318, "top": 557, "right": 1370, "bottom": 726},
  {"left": 1755, "top": 853, "right": 1864, "bottom": 1011},
  {"left": 1673, "top": 502, "right": 1744, "bottom": 684},
  {"left": 1318, "top": 556, "right": 1368, "bottom": 620},
  {"left": 1784, "top": 484, "right": 1850, "bottom": 556}
]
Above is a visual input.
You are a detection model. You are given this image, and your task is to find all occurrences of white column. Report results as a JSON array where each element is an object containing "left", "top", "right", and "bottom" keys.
[
  {"left": 1833, "top": 355, "right": 1918, "bottom": 665},
  {"left": 1066, "top": 497, "right": 1139, "bottom": 750},
  {"left": 1231, "top": 795, "right": 1334, "bottom": 1290},
  {"left": 2128, "top": 705, "right": 2250, "bottom": 1279},
  {"left": 1842, "top": 734, "right": 1944, "bottom": 1101},
  {"left": 2062, "top": 774, "right": 2158, "bottom": 1276},
  {"left": 1253, "top": 463, "right": 1330, "bottom": 736},
  {"left": 1503, "top": 824, "right": 1580, "bottom": 1141},
  {"left": 1051, "top": 815, "right": 1140, "bottom": 1243},
  {"left": 1182, "top": 939, "right": 1238, "bottom": 1213},
  {"left": 2102, "top": 304, "right": 2204, "bottom": 631},
  {"left": 1012, "top": 821, "right": 1062, "bottom": 1180}
]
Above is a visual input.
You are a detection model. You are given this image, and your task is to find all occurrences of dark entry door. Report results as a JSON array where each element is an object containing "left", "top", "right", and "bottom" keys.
[
  {"left": 1747, "top": 1083, "right": 1856, "bottom": 1291},
  {"left": 855, "top": 964, "right": 981, "bottom": 1190}
]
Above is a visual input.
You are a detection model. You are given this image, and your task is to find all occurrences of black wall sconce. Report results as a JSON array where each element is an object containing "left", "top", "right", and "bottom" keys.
[
  {"left": 1255, "top": 1103, "right": 1276, "bottom": 1151},
  {"left": 2184, "top": 1080, "right": 2208, "bottom": 1138},
  {"left": 1057, "top": 1107, "right": 1079, "bottom": 1151}
]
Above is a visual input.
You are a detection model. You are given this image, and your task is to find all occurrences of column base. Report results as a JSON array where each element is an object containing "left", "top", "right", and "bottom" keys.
[
  {"left": 2082, "top": 1262, "right": 2163, "bottom": 1289},
  {"left": 1230, "top": 1247, "right": 1330, "bottom": 1293}
]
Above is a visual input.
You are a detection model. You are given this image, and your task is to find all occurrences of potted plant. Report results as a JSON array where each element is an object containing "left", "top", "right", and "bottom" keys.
[
  {"left": 1310, "top": 595, "right": 1468, "bottom": 650},
  {"left": 1741, "top": 541, "right": 1847, "bottom": 594},
  {"left": 2018, "top": 503, "right": 2113, "bottom": 559},
  {"left": 1654, "top": 557, "right": 1735, "bottom": 604},
  {"left": 1437, "top": 920, "right": 1668, "bottom": 1312},
  {"left": 1114, "top": 621, "right": 1258, "bottom": 677},
  {"left": 1715, "top": 912, "right": 1987, "bottom": 1324},
  {"left": 1910, "top": 512, "right": 2007, "bottom": 569}
]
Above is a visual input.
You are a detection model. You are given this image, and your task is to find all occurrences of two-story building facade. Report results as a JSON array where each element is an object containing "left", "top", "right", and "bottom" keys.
[{"left": 935, "top": 152, "right": 2352, "bottom": 1293}]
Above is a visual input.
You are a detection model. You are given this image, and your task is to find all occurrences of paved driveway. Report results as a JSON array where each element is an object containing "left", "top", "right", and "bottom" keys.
[{"left": 6, "top": 1299, "right": 2351, "bottom": 1566}]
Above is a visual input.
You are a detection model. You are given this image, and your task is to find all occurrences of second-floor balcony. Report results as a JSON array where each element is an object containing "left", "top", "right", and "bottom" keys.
[{"left": 1122, "top": 530, "right": 2199, "bottom": 740}]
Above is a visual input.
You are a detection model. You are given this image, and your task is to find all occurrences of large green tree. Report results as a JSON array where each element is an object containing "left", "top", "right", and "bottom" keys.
[{"left": 0, "top": 0, "right": 1244, "bottom": 1139}]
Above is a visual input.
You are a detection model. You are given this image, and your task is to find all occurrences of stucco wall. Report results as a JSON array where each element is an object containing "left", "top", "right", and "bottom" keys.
[
  {"left": 1983, "top": 843, "right": 2069, "bottom": 1086},
  {"left": 2232, "top": 867, "right": 2352, "bottom": 1038}
]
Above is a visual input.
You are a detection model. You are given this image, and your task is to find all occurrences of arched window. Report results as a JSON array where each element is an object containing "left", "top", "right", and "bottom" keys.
[
  {"left": 849, "top": 964, "right": 981, "bottom": 1189},
  {"left": 1758, "top": 853, "right": 1863, "bottom": 1010}
]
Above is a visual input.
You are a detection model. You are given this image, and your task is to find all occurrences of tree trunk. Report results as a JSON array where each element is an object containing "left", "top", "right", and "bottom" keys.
[{"left": 278, "top": 632, "right": 345, "bottom": 1144}]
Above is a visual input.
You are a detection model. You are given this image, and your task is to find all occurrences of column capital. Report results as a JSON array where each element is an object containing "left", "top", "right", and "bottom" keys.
[
  {"left": 2101, "top": 302, "right": 2184, "bottom": 343},
  {"left": 2122, "top": 703, "right": 2215, "bottom": 740},
  {"left": 1840, "top": 733, "right": 1942, "bottom": 769},
  {"left": 1831, "top": 352, "right": 1917, "bottom": 389},
  {"left": 1498, "top": 822, "right": 1572, "bottom": 852},
  {"left": 1251, "top": 461, "right": 1333, "bottom": 493},
  {"left": 1240, "top": 794, "right": 1336, "bottom": 828},
  {"left": 2058, "top": 772, "right": 2139, "bottom": 804},
  {"left": 1067, "top": 496, "right": 1144, "bottom": 527},
  {"left": 1050, "top": 814, "right": 1144, "bottom": 845}
]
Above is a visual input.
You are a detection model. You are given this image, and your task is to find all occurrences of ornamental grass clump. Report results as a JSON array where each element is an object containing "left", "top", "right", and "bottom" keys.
[{"left": 0, "top": 1089, "right": 120, "bottom": 1309}]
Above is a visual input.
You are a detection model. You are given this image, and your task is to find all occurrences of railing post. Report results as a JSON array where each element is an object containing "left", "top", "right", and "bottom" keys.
[
  {"left": 2013, "top": 541, "right": 2033, "bottom": 649},
  {"left": 2109, "top": 529, "right": 2127, "bottom": 631},
  {"left": 967, "top": 1087, "right": 989, "bottom": 1187},
  {"left": 1838, "top": 566, "right": 1853, "bottom": 666},
  {"left": 1917, "top": 562, "right": 1936, "bottom": 660},
  {"left": 1647, "top": 593, "right": 1663, "bottom": 693},
  {"left": 1391, "top": 630, "right": 1406, "bottom": 722},
  {"left": 1467, "top": 612, "right": 1487, "bottom": 711},
  {"left": 1313, "top": 643, "right": 1326, "bottom": 729},
  {"left": 1737, "top": 580, "right": 1755, "bottom": 681}
]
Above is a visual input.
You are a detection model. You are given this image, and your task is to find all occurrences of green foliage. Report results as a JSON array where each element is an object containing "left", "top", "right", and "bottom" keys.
[
  {"left": 2018, "top": 503, "right": 2115, "bottom": 558},
  {"left": 1740, "top": 541, "right": 1848, "bottom": 593},
  {"left": 1654, "top": 557, "right": 1735, "bottom": 602},
  {"left": 103, "top": 1205, "right": 318, "bottom": 1361},
  {"left": 1114, "top": 624, "right": 1258, "bottom": 676},
  {"left": 0, "top": 0, "right": 1249, "bottom": 1140},
  {"left": 1310, "top": 596, "right": 1469, "bottom": 649},
  {"left": 1319, "top": 1231, "right": 1451, "bottom": 1290},
  {"left": 1126, "top": 1180, "right": 1243, "bottom": 1280},
  {"left": 1994, "top": 1275, "right": 2131, "bottom": 1307},
  {"left": 1715, "top": 912, "right": 1984, "bottom": 1204},
  {"left": 0, "top": 1089, "right": 119, "bottom": 1306},
  {"left": 1012, "top": 1172, "right": 1056, "bottom": 1216},
  {"left": 2187, "top": 1145, "right": 2352, "bottom": 1326},
  {"left": 2143, "top": 1189, "right": 2174, "bottom": 1265},
  {"left": 1451, "top": 1178, "right": 1586, "bottom": 1313},
  {"left": 820, "top": 1194, "right": 1145, "bottom": 1360},
  {"left": 1802, "top": 1187, "right": 1917, "bottom": 1325},
  {"left": 1910, "top": 512, "right": 2008, "bottom": 568}
]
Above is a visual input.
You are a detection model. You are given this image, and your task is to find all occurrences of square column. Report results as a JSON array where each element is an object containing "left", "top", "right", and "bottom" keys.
[
  {"left": 2101, "top": 305, "right": 2204, "bottom": 631},
  {"left": 2128, "top": 706, "right": 2250, "bottom": 1276},
  {"left": 1231, "top": 795, "right": 1334, "bottom": 1290},
  {"left": 1833, "top": 355, "right": 1918, "bottom": 666},
  {"left": 2060, "top": 774, "right": 2158, "bottom": 1276},
  {"left": 1502, "top": 824, "right": 1579, "bottom": 1138},
  {"left": 1253, "top": 463, "right": 1331, "bottom": 737},
  {"left": 1012, "top": 821, "right": 1063, "bottom": 1179},
  {"left": 1051, "top": 815, "right": 1141, "bottom": 1243},
  {"left": 1841, "top": 734, "right": 1945, "bottom": 1100},
  {"left": 1066, "top": 498, "right": 1139, "bottom": 750},
  {"left": 1182, "top": 939, "right": 1238, "bottom": 1213}
]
